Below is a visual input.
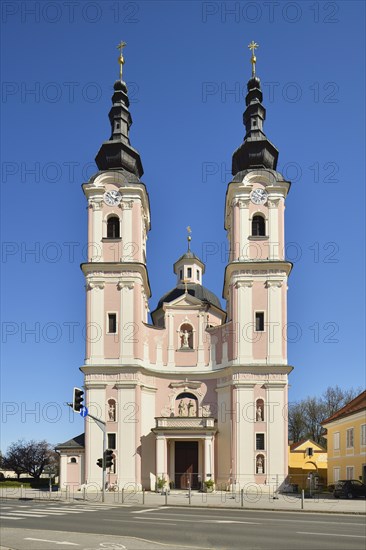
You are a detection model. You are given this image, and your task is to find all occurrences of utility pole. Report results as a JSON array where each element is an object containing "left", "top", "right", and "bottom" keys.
[{"left": 67, "top": 400, "right": 107, "bottom": 503}]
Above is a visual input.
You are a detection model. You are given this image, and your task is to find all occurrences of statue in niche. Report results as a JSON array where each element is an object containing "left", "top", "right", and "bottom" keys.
[
  {"left": 256, "top": 456, "right": 264, "bottom": 474},
  {"left": 256, "top": 405, "right": 263, "bottom": 422},
  {"left": 180, "top": 329, "right": 191, "bottom": 349},
  {"left": 187, "top": 400, "right": 195, "bottom": 417},
  {"left": 178, "top": 400, "right": 186, "bottom": 417},
  {"left": 108, "top": 403, "right": 116, "bottom": 421}
]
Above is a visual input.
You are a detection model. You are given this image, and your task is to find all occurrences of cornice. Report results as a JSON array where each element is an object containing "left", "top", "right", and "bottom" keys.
[
  {"left": 223, "top": 260, "right": 292, "bottom": 297},
  {"left": 80, "top": 363, "right": 293, "bottom": 380},
  {"left": 81, "top": 261, "right": 151, "bottom": 297}
]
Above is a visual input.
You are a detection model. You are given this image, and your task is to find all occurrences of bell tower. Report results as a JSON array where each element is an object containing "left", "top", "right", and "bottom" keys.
[
  {"left": 81, "top": 44, "right": 151, "bottom": 486},
  {"left": 224, "top": 42, "right": 292, "bottom": 365},
  {"left": 81, "top": 44, "right": 151, "bottom": 367},
  {"left": 222, "top": 43, "right": 293, "bottom": 486}
]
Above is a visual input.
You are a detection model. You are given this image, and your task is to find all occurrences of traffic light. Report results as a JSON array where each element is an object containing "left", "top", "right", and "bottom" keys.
[
  {"left": 73, "top": 387, "right": 84, "bottom": 412},
  {"left": 104, "top": 449, "right": 114, "bottom": 469},
  {"left": 96, "top": 458, "right": 103, "bottom": 468}
]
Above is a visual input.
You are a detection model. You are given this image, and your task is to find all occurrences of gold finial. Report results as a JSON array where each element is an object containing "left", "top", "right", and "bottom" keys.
[
  {"left": 117, "top": 41, "right": 127, "bottom": 81},
  {"left": 186, "top": 226, "right": 192, "bottom": 251},
  {"left": 248, "top": 41, "right": 259, "bottom": 77}
]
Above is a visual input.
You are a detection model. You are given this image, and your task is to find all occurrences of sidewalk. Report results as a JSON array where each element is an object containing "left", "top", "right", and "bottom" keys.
[{"left": 1, "top": 487, "right": 365, "bottom": 514}]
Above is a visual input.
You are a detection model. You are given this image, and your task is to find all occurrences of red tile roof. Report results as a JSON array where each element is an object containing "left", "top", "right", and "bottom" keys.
[{"left": 321, "top": 390, "right": 366, "bottom": 425}]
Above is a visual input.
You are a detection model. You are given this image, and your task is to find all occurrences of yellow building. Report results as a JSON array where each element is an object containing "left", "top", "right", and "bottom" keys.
[
  {"left": 288, "top": 439, "right": 327, "bottom": 490},
  {"left": 322, "top": 390, "right": 366, "bottom": 485}
]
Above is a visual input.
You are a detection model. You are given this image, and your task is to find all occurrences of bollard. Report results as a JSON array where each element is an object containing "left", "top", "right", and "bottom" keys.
[
  {"left": 188, "top": 487, "right": 191, "bottom": 505},
  {"left": 83, "top": 486, "right": 86, "bottom": 501},
  {"left": 165, "top": 490, "right": 168, "bottom": 506},
  {"left": 301, "top": 489, "right": 304, "bottom": 510},
  {"left": 20, "top": 484, "right": 23, "bottom": 499},
  {"left": 121, "top": 488, "right": 124, "bottom": 504},
  {"left": 241, "top": 488, "right": 244, "bottom": 508},
  {"left": 142, "top": 488, "right": 145, "bottom": 505}
]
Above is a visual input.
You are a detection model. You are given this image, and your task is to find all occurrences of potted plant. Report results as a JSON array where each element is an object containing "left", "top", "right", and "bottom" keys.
[
  {"left": 156, "top": 476, "right": 166, "bottom": 493},
  {"left": 203, "top": 478, "right": 214, "bottom": 493}
]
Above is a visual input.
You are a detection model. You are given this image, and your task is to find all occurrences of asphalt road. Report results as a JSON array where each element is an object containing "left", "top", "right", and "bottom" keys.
[{"left": 1, "top": 499, "right": 365, "bottom": 550}]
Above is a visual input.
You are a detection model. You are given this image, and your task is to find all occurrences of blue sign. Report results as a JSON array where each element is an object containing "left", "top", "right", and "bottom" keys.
[{"left": 80, "top": 406, "right": 88, "bottom": 418}]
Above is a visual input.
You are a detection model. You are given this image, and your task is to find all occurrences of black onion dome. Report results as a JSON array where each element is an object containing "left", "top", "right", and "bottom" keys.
[
  {"left": 156, "top": 283, "right": 221, "bottom": 310},
  {"left": 95, "top": 80, "right": 143, "bottom": 177},
  {"left": 232, "top": 75, "right": 279, "bottom": 175}
]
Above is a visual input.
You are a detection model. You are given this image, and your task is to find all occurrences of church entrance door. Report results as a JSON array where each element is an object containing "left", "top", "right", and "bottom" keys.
[{"left": 174, "top": 441, "right": 199, "bottom": 489}]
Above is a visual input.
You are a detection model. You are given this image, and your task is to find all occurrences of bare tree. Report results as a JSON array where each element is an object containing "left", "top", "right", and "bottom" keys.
[
  {"left": 288, "top": 401, "right": 306, "bottom": 442},
  {"left": 2, "top": 439, "right": 54, "bottom": 479},
  {"left": 2, "top": 441, "right": 27, "bottom": 479},
  {"left": 288, "top": 386, "right": 362, "bottom": 447}
]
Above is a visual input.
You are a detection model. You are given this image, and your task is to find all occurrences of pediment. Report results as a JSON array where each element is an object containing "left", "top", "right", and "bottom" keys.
[{"left": 166, "top": 293, "right": 203, "bottom": 308}]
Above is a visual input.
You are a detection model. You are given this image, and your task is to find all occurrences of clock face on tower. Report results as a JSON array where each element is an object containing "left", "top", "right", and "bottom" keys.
[
  {"left": 250, "top": 188, "right": 268, "bottom": 205},
  {"left": 103, "top": 190, "right": 121, "bottom": 206}
]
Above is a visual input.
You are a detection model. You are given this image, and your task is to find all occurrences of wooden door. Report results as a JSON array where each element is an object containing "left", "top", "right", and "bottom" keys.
[{"left": 174, "top": 441, "right": 198, "bottom": 489}]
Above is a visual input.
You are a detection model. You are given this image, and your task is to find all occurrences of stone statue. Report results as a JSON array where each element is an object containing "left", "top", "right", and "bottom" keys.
[
  {"left": 256, "top": 405, "right": 263, "bottom": 422},
  {"left": 178, "top": 399, "right": 186, "bottom": 417},
  {"left": 108, "top": 403, "right": 116, "bottom": 421},
  {"left": 180, "top": 329, "right": 190, "bottom": 349},
  {"left": 187, "top": 400, "right": 195, "bottom": 417},
  {"left": 256, "top": 456, "right": 263, "bottom": 473}
]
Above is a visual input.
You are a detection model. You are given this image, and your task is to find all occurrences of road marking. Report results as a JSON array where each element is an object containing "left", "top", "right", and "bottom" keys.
[
  {"left": 1, "top": 512, "right": 47, "bottom": 518},
  {"left": 28, "top": 508, "right": 83, "bottom": 516},
  {"left": 210, "top": 520, "right": 260, "bottom": 524},
  {"left": 152, "top": 510, "right": 366, "bottom": 527},
  {"left": 25, "top": 538, "right": 80, "bottom": 546},
  {"left": 134, "top": 507, "right": 164, "bottom": 514},
  {"left": 297, "top": 531, "right": 366, "bottom": 539},
  {"left": 0, "top": 515, "right": 22, "bottom": 520},
  {"left": 105, "top": 518, "right": 178, "bottom": 526},
  {"left": 133, "top": 516, "right": 260, "bottom": 525}
]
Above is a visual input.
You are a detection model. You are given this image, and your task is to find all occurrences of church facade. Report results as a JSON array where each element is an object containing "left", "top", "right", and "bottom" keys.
[{"left": 57, "top": 48, "right": 293, "bottom": 493}]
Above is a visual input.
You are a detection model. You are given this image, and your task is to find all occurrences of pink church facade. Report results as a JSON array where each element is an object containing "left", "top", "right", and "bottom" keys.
[{"left": 57, "top": 54, "right": 293, "bottom": 493}]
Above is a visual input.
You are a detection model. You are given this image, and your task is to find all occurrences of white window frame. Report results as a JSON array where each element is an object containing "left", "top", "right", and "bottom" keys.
[
  {"left": 333, "top": 431, "right": 340, "bottom": 450},
  {"left": 361, "top": 424, "right": 366, "bottom": 446},
  {"left": 333, "top": 467, "right": 340, "bottom": 483},
  {"left": 346, "top": 428, "right": 354, "bottom": 449},
  {"left": 254, "top": 311, "right": 265, "bottom": 332},
  {"left": 255, "top": 432, "right": 265, "bottom": 451},
  {"left": 106, "top": 312, "right": 118, "bottom": 334},
  {"left": 346, "top": 466, "right": 354, "bottom": 480},
  {"left": 107, "top": 432, "right": 117, "bottom": 450}
]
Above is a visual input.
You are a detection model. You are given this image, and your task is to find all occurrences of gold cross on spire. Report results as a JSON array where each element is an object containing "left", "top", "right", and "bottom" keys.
[
  {"left": 117, "top": 41, "right": 127, "bottom": 81},
  {"left": 248, "top": 41, "right": 259, "bottom": 77},
  {"left": 186, "top": 226, "right": 192, "bottom": 251}
]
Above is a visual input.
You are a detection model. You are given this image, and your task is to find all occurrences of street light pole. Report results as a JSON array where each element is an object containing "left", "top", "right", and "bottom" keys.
[
  {"left": 87, "top": 412, "right": 107, "bottom": 503},
  {"left": 67, "top": 403, "right": 107, "bottom": 503}
]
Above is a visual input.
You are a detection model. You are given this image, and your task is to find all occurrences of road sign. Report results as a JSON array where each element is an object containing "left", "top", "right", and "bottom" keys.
[{"left": 80, "top": 406, "right": 88, "bottom": 417}]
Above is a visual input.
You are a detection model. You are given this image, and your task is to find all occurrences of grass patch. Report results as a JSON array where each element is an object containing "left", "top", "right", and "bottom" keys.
[{"left": 0, "top": 478, "right": 56, "bottom": 488}]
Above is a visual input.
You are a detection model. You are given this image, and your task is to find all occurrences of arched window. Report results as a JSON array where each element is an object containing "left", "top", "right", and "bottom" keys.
[
  {"left": 69, "top": 457, "right": 77, "bottom": 464},
  {"left": 252, "top": 215, "right": 265, "bottom": 237},
  {"left": 107, "top": 216, "right": 120, "bottom": 239}
]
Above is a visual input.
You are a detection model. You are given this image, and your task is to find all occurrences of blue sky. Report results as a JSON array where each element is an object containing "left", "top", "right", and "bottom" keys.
[{"left": 1, "top": 1, "right": 365, "bottom": 451}]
